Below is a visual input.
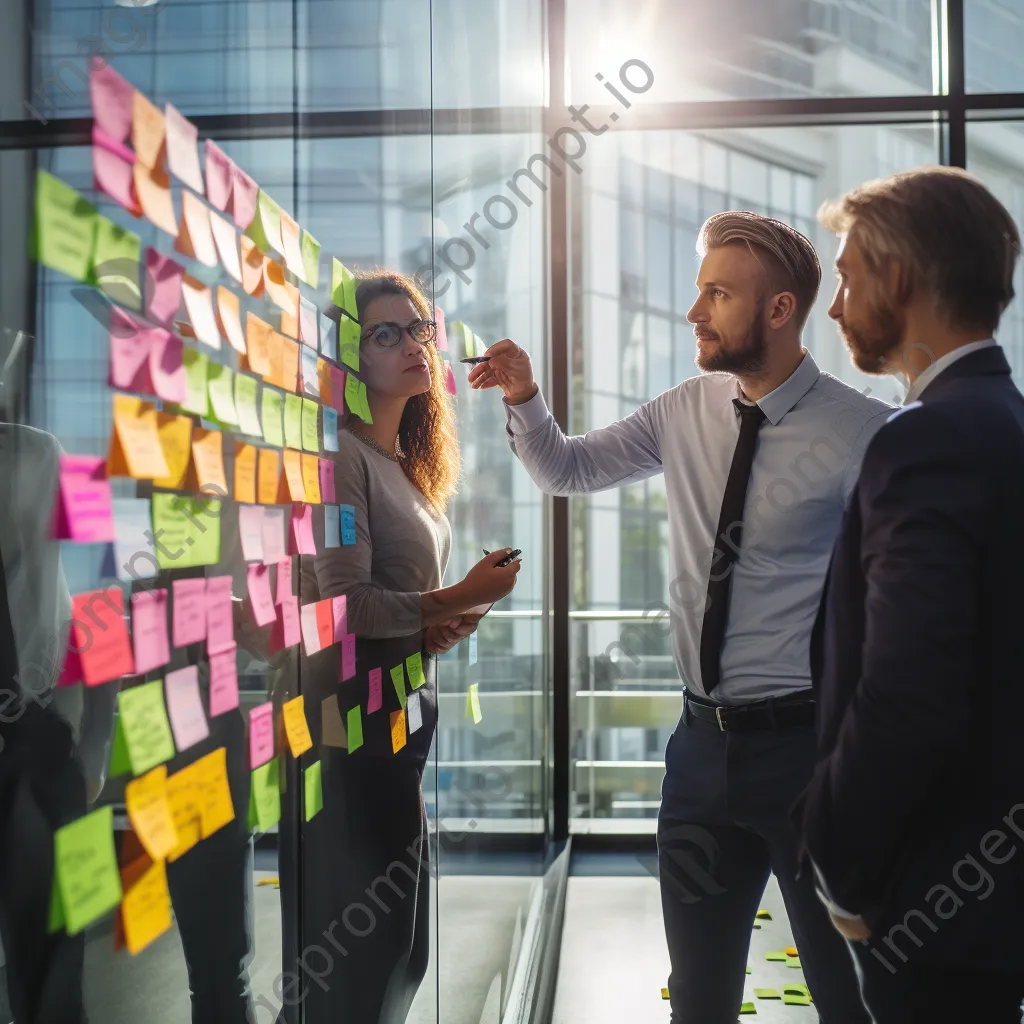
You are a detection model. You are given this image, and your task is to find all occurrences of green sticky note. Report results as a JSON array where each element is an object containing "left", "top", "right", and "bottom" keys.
[
  {"left": 466, "top": 683, "right": 482, "bottom": 724},
  {"left": 746, "top": 964, "right": 752, "bottom": 974},
  {"left": 110, "top": 680, "right": 176, "bottom": 777},
  {"left": 753, "top": 988, "right": 780, "bottom": 1000},
  {"left": 765, "top": 951, "right": 787, "bottom": 962},
  {"left": 331, "top": 258, "right": 357, "bottom": 318},
  {"left": 786, "top": 956, "right": 802, "bottom": 969},
  {"left": 304, "top": 761, "right": 323, "bottom": 821},
  {"left": 52, "top": 805, "right": 122, "bottom": 936},
  {"left": 284, "top": 393, "right": 304, "bottom": 450},
  {"left": 338, "top": 315, "right": 361, "bottom": 371},
  {"left": 346, "top": 706, "right": 363, "bottom": 753},
  {"left": 782, "top": 986, "right": 810, "bottom": 1006},
  {"left": 301, "top": 398, "right": 320, "bottom": 452},
  {"left": 207, "top": 362, "right": 238, "bottom": 426},
  {"left": 739, "top": 1002, "right": 756, "bottom": 1015},
  {"left": 472, "top": 332, "right": 488, "bottom": 359},
  {"left": 91, "top": 215, "right": 141, "bottom": 309},
  {"left": 31, "top": 170, "right": 98, "bottom": 282},
  {"left": 151, "top": 493, "right": 222, "bottom": 568},
  {"left": 345, "top": 376, "right": 372, "bottom": 425},
  {"left": 48, "top": 873, "right": 65, "bottom": 934},
  {"left": 246, "top": 189, "right": 282, "bottom": 254},
  {"left": 390, "top": 665, "right": 407, "bottom": 709},
  {"left": 300, "top": 230, "right": 320, "bottom": 288},
  {"left": 181, "top": 348, "right": 210, "bottom": 418},
  {"left": 405, "top": 652, "right": 425, "bottom": 690},
  {"left": 235, "top": 371, "right": 262, "bottom": 438},
  {"left": 261, "top": 386, "right": 285, "bottom": 447},
  {"left": 247, "top": 757, "right": 282, "bottom": 832}
]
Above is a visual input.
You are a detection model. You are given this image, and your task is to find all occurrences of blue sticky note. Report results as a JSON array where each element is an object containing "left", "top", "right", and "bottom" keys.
[
  {"left": 324, "top": 505, "right": 340, "bottom": 548},
  {"left": 322, "top": 407, "right": 338, "bottom": 452},
  {"left": 468, "top": 633, "right": 478, "bottom": 666},
  {"left": 340, "top": 504, "right": 356, "bottom": 545},
  {"left": 319, "top": 313, "right": 337, "bottom": 362}
]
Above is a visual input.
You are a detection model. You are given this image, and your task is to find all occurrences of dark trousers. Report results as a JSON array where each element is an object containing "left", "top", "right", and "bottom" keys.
[
  {"left": 853, "top": 946, "right": 1024, "bottom": 1023},
  {"left": 658, "top": 707, "right": 869, "bottom": 1024}
]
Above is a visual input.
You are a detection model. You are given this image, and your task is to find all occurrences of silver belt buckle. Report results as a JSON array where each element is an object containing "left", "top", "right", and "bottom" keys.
[{"left": 715, "top": 706, "right": 727, "bottom": 731}]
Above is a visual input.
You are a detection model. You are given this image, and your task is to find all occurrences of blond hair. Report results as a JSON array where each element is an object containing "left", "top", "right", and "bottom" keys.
[
  {"left": 698, "top": 211, "right": 822, "bottom": 330},
  {"left": 819, "top": 166, "right": 1020, "bottom": 334}
]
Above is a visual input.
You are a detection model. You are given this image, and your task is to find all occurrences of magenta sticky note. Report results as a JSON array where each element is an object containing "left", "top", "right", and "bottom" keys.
[
  {"left": 150, "top": 328, "right": 186, "bottom": 403},
  {"left": 231, "top": 166, "right": 259, "bottom": 232},
  {"left": 165, "top": 664, "right": 210, "bottom": 751},
  {"left": 52, "top": 455, "right": 115, "bottom": 543},
  {"left": 270, "top": 595, "right": 300, "bottom": 653},
  {"left": 89, "top": 58, "right": 133, "bottom": 143},
  {"left": 108, "top": 307, "right": 155, "bottom": 395},
  {"left": 130, "top": 588, "right": 170, "bottom": 675},
  {"left": 445, "top": 361, "right": 457, "bottom": 396},
  {"left": 205, "top": 139, "right": 233, "bottom": 212},
  {"left": 318, "top": 459, "right": 336, "bottom": 504},
  {"left": 329, "top": 367, "right": 346, "bottom": 413},
  {"left": 261, "top": 508, "right": 287, "bottom": 565},
  {"left": 209, "top": 645, "right": 240, "bottom": 716},
  {"left": 275, "top": 559, "right": 293, "bottom": 605},
  {"left": 93, "top": 125, "right": 140, "bottom": 215},
  {"left": 172, "top": 577, "right": 207, "bottom": 648},
  {"left": 434, "top": 305, "right": 448, "bottom": 352},
  {"left": 144, "top": 248, "right": 185, "bottom": 329},
  {"left": 205, "top": 575, "right": 234, "bottom": 655},
  {"left": 289, "top": 504, "right": 316, "bottom": 557},
  {"left": 341, "top": 632, "right": 356, "bottom": 681},
  {"left": 238, "top": 505, "right": 265, "bottom": 563},
  {"left": 368, "top": 666, "right": 383, "bottom": 714},
  {"left": 246, "top": 564, "right": 276, "bottom": 627},
  {"left": 248, "top": 701, "right": 275, "bottom": 768},
  {"left": 331, "top": 595, "right": 347, "bottom": 641}
]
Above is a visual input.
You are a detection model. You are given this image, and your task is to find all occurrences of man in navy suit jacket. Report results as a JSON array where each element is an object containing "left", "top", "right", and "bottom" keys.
[{"left": 797, "top": 166, "right": 1024, "bottom": 1023}]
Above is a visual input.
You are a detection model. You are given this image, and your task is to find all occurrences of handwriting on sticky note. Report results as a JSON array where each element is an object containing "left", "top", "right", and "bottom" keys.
[
  {"left": 109, "top": 394, "right": 170, "bottom": 480},
  {"left": 235, "top": 443, "right": 258, "bottom": 506},
  {"left": 347, "top": 705, "right": 363, "bottom": 753},
  {"left": 166, "top": 762, "right": 203, "bottom": 862},
  {"left": 341, "top": 633, "right": 356, "bottom": 680},
  {"left": 164, "top": 665, "right": 209, "bottom": 752},
  {"left": 391, "top": 709, "right": 407, "bottom": 753},
  {"left": 249, "top": 702, "right": 275, "bottom": 768},
  {"left": 301, "top": 398, "right": 320, "bottom": 452},
  {"left": 281, "top": 450, "right": 305, "bottom": 503},
  {"left": 284, "top": 393, "right": 304, "bottom": 449},
  {"left": 368, "top": 667, "right": 383, "bottom": 713},
  {"left": 33, "top": 170, "right": 98, "bottom": 282},
  {"left": 331, "top": 595, "right": 347, "bottom": 640},
  {"left": 246, "top": 563, "right": 276, "bottom": 627},
  {"left": 289, "top": 503, "right": 316, "bottom": 556},
  {"left": 300, "top": 602, "right": 321, "bottom": 657},
  {"left": 116, "top": 680, "right": 177, "bottom": 776},
  {"left": 125, "top": 765, "right": 179, "bottom": 861},
  {"left": 195, "top": 747, "right": 235, "bottom": 838},
  {"left": 282, "top": 696, "right": 313, "bottom": 757},
  {"left": 53, "top": 805, "right": 122, "bottom": 936},
  {"left": 60, "top": 587, "right": 134, "bottom": 687},
  {"left": 131, "top": 588, "right": 170, "bottom": 675},
  {"left": 248, "top": 757, "right": 282, "bottom": 832},
  {"left": 205, "top": 575, "right": 235, "bottom": 655},
  {"left": 258, "top": 448, "right": 280, "bottom": 506},
  {"left": 340, "top": 504, "right": 356, "bottom": 545},
  {"left": 208, "top": 645, "right": 239, "bottom": 716},
  {"left": 151, "top": 494, "right": 222, "bottom": 569},
  {"left": 172, "top": 577, "right": 207, "bottom": 647},
  {"left": 121, "top": 855, "right": 172, "bottom": 955},
  {"left": 271, "top": 595, "right": 301, "bottom": 653},
  {"left": 406, "top": 652, "right": 426, "bottom": 690},
  {"left": 390, "top": 665, "right": 407, "bottom": 709},
  {"left": 316, "top": 600, "right": 335, "bottom": 650}
]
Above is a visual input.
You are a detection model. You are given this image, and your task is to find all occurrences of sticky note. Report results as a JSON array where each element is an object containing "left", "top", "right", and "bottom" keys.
[
  {"left": 281, "top": 449, "right": 305, "bottom": 503},
  {"left": 229, "top": 445, "right": 256, "bottom": 508},
  {"left": 270, "top": 595, "right": 301, "bottom": 653},
  {"left": 331, "top": 594, "right": 348, "bottom": 639},
  {"left": 390, "top": 665, "right": 407, "bottom": 709},
  {"left": 323, "top": 407, "right": 339, "bottom": 452},
  {"left": 366, "top": 667, "right": 384, "bottom": 714},
  {"left": 52, "top": 454, "right": 114, "bottom": 543},
  {"left": 407, "top": 691, "right": 423, "bottom": 733},
  {"left": 235, "top": 373, "right": 263, "bottom": 438},
  {"left": 134, "top": 162, "right": 178, "bottom": 235},
  {"left": 299, "top": 453, "right": 321, "bottom": 504},
  {"left": 90, "top": 61, "right": 133, "bottom": 142},
  {"left": 112, "top": 496, "right": 158, "bottom": 581},
  {"left": 246, "top": 189, "right": 283, "bottom": 254},
  {"left": 58, "top": 587, "right": 134, "bottom": 687},
  {"left": 108, "top": 309, "right": 155, "bottom": 395},
  {"left": 245, "top": 313, "right": 274, "bottom": 377},
  {"left": 261, "top": 507, "right": 287, "bottom": 563},
  {"left": 120, "top": 855, "right": 172, "bottom": 955},
  {"left": 301, "top": 231, "right": 321, "bottom": 288},
  {"left": 756, "top": 909, "right": 772, "bottom": 920},
  {"left": 131, "top": 588, "right": 170, "bottom": 675},
  {"left": 108, "top": 394, "right": 170, "bottom": 480},
  {"left": 316, "top": 600, "right": 335, "bottom": 650},
  {"left": 282, "top": 696, "right": 313, "bottom": 757},
  {"left": 180, "top": 347, "right": 210, "bottom": 418},
  {"left": 151, "top": 493, "right": 222, "bottom": 569},
  {"left": 765, "top": 951, "right": 788, "bottom": 962},
  {"left": 339, "top": 317, "right": 361, "bottom": 373},
  {"left": 150, "top": 412, "right": 192, "bottom": 492},
  {"left": 207, "top": 363, "right": 238, "bottom": 425},
  {"left": 208, "top": 645, "right": 239, "bottom": 716},
  {"left": 240, "top": 234, "right": 265, "bottom": 297},
  {"left": 164, "top": 103, "right": 204, "bottom": 193},
  {"left": 347, "top": 705, "right": 363, "bottom": 753},
  {"left": 753, "top": 989, "right": 780, "bottom": 999},
  {"left": 301, "top": 399, "right": 320, "bottom": 452},
  {"left": 345, "top": 375, "right": 368, "bottom": 424},
  {"left": 276, "top": 558, "right": 293, "bottom": 604},
  {"left": 289, "top": 503, "right": 316, "bottom": 556},
  {"left": 150, "top": 330, "right": 186, "bottom": 404},
  {"left": 92, "top": 214, "right": 141, "bottom": 309},
  {"left": 317, "top": 459, "right": 335, "bottom": 504},
  {"left": 125, "top": 765, "right": 179, "bottom": 860},
  {"left": 466, "top": 683, "right": 482, "bottom": 724},
  {"left": 32, "top": 170, "right": 97, "bottom": 281},
  {"left": 323, "top": 504, "right": 340, "bottom": 548},
  {"left": 232, "top": 166, "right": 259, "bottom": 231},
  {"left": 215, "top": 287, "right": 246, "bottom": 355},
  {"left": 390, "top": 710, "right": 407, "bottom": 753},
  {"left": 340, "top": 504, "right": 356, "bottom": 545},
  {"left": 329, "top": 365, "right": 347, "bottom": 412},
  {"left": 300, "top": 603, "right": 321, "bottom": 657},
  {"left": 165, "top": 762, "right": 203, "bottom": 862},
  {"left": 205, "top": 575, "right": 234, "bottom": 655},
  {"left": 304, "top": 761, "right": 323, "bottom": 820},
  {"left": 786, "top": 956, "right": 802, "bottom": 968},
  {"left": 181, "top": 274, "right": 221, "bottom": 349},
  {"left": 739, "top": 1003, "right": 756, "bottom": 1015},
  {"left": 406, "top": 652, "right": 426, "bottom": 690},
  {"left": 195, "top": 746, "right": 235, "bottom": 837},
  {"left": 319, "top": 313, "right": 337, "bottom": 361},
  {"left": 301, "top": 345, "right": 319, "bottom": 398},
  {"left": 248, "top": 702, "right": 276, "bottom": 768},
  {"left": 468, "top": 633, "right": 478, "bottom": 666},
  {"left": 52, "top": 805, "right": 121, "bottom": 936},
  {"left": 175, "top": 190, "right": 218, "bottom": 268},
  {"left": 210, "top": 211, "right": 242, "bottom": 284},
  {"left": 237, "top": 504, "right": 264, "bottom": 562},
  {"left": 782, "top": 986, "right": 810, "bottom": 1006},
  {"left": 204, "top": 139, "right": 232, "bottom": 211},
  {"left": 247, "top": 757, "right": 282, "bottom": 832},
  {"left": 188, "top": 427, "right": 228, "bottom": 497},
  {"left": 284, "top": 393, "right": 303, "bottom": 449},
  {"left": 109, "top": 680, "right": 177, "bottom": 778},
  {"left": 258, "top": 448, "right": 281, "bottom": 505},
  {"left": 246, "top": 563, "right": 276, "bottom": 627},
  {"left": 172, "top": 577, "right": 207, "bottom": 647},
  {"left": 445, "top": 361, "right": 457, "bottom": 396},
  {"left": 280, "top": 212, "right": 304, "bottom": 278},
  {"left": 341, "top": 632, "right": 356, "bottom": 680},
  {"left": 143, "top": 248, "right": 184, "bottom": 328}
]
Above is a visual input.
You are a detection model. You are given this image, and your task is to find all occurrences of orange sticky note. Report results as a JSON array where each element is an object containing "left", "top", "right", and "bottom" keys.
[
  {"left": 280, "top": 337, "right": 300, "bottom": 393},
  {"left": 280, "top": 282, "right": 300, "bottom": 338},
  {"left": 280, "top": 212, "right": 305, "bottom": 278},
  {"left": 390, "top": 709, "right": 407, "bottom": 753},
  {"left": 133, "top": 162, "right": 178, "bottom": 236},
  {"left": 318, "top": 358, "right": 334, "bottom": 407},
  {"left": 151, "top": 409, "right": 193, "bottom": 490},
  {"left": 240, "top": 236, "right": 265, "bottom": 297},
  {"left": 216, "top": 286, "right": 246, "bottom": 354},
  {"left": 108, "top": 393, "right": 170, "bottom": 480},
  {"left": 165, "top": 762, "right": 203, "bottom": 862},
  {"left": 265, "top": 331, "right": 286, "bottom": 390},
  {"left": 279, "top": 449, "right": 305, "bottom": 503},
  {"left": 124, "top": 765, "right": 179, "bottom": 861},
  {"left": 263, "top": 258, "right": 296, "bottom": 315},
  {"left": 120, "top": 855, "right": 172, "bottom": 956},
  {"left": 174, "top": 190, "right": 218, "bottom": 268},
  {"left": 257, "top": 448, "right": 280, "bottom": 505},
  {"left": 281, "top": 696, "right": 313, "bottom": 757},
  {"left": 300, "top": 453, "right": 321, "bottom": 504},
  {"left": 131, "top": 91, "right": 165, "bottom": 169},
  {"left": 194, "top": 746, "right": 235, "bottom": 838},
  {"left": 244, "top": 313, "right": 274, "bottom": 379},
  {"left": 234, "top": 442, "right": 258, "bottom": 504},
  {"left": 188, "top": 428, "right": 227, "bottom": 497}
]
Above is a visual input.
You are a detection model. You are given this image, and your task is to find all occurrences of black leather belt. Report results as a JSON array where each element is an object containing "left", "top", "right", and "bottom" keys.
[{"left": 683, "top": 689, "right": 815, "bottom": 731}]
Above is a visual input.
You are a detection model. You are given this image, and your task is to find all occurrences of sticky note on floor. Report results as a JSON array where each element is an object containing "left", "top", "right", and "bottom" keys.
[
  {"left": 347, "top": 706, "right": 363, "bottom": 753},
  {"left": 124, "top": 765, "right": 179, "bottom": 861},
  {"left": 109, "top": 680, "right": 177, "bottom": 778},
  {"left": 753, "top": 988, "right": 780, "bottom": 999},
  {"left": 739, "top": 1003, "right": 756, "bottom": 1015},
  {"left": 755, "top": 909, "right": 772, "bottom": 920},
  {"left": 282, "top": 695, "right": 313, "bottom": 757},
  {"left": 304, "top": 761, "right": 323, "bottom": 821},
  {"left": 390, "top": 664, "right": 407, "bottom": 709},
  {"left": 786, "top": 956, "right": 802, "bottom": 968},
  {"left": 466, "top": 683, "right": 482, "bottom": 724},
  {"left": 765, "top": 951, "right": 788, "bottom": 962},
  {"left": 782, "top": 986, "right": 811, "bottom": 1006},
  {"left": 120, "top": 855, "right": 172, "bottom": 955},
  {"left": 52, "top": 805, "right": 122, "bottom": 936},
  {"left": 390, "top": 709, "right": 406, "bottom": 753},
  {"left": 195, "top": 746, "right": 235, "bottom": 838},
  {"left": 406, "top": 651, "right": 426, "bottom": 689},
  {"left": 247, "top": 757, "right": 281, "bottom": 832}
]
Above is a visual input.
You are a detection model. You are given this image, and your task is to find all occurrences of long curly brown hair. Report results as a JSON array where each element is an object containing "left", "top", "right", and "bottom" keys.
[{"left": 347, "top": 269, "right": 460, "bottom": 513}]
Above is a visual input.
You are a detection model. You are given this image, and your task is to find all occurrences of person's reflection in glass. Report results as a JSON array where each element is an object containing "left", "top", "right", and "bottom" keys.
[{"left": 272, "top": 272, "right": 520, "bottom": 1024}]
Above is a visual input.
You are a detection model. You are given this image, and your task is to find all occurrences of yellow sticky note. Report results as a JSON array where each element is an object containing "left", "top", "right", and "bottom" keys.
[
  {"left": 390, "top": 709, "right": 406, "bottom": 753},
  {"left": 195, "top": 746, "right": 235, "bottom": 838},
  {"left": 301, "top": 398, "right": 320, "bottom": 452},
  {"left": 282, "top": 696, "right": 313, "bottom": 757},
  {"left": 284, "top": 393, "right": 303, "bottom": 450},
  {"left": 124, "top": 766, "right": 179, "bottom": 861},
  {"left": 188, "top": 427, "right": 228, "bottom": 497},
  {"left": 405, "top": 652, "right": 426, "bottom": 690},
  {"left": 121, "top": 856, "right": 172, "bottom": 955},
  {"left": 234, "top": 442, "right": 258, "bottom": 504},
  {"left": 280, "top": 448, "right": 306, "bottom": 503},
  {"left": 258, "top": 448, "right": 281, "bottom": 505},
  {"left": 247, "top": 757, "right": 282, "bottom": 832},
  {"left": 166, "top": 762, "right": 203, "bottom": 862},
  {"left": 108, "top": 394, "right": 170, "bottom": 480},
  {"left": 466, "top": 683, "right": 482, "bottom": 724},
  {"left": 152, "top": 410, "right": 194, "bottom": 491},
  {"left": 300, "top": 453, "right": 321, "bottom": 504},
  {"left": 52, "top": 805, "right": 122, "bottom": 936},
  {"left": 304, "top": 761, "right": 323, "bottom": 821}
]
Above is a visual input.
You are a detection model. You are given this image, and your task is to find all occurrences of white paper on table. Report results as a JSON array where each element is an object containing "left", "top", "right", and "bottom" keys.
[
  {"left": 181, "top": 276, "right": 222, "bottom": 349},
  {"left": 238, "top": 505, "right": 265, "bottom": 562},
  {"left": 210, "top": 211, "right": 243, "bottom": 284}
]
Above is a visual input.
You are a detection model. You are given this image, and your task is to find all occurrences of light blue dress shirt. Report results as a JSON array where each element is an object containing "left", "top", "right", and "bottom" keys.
[{"left": 505, "top": 351, "right": 892, "bottom": 703}]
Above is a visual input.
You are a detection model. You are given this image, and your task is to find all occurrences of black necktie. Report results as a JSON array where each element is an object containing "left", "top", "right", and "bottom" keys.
[{"left": 699, "top": 399, "right": 767, "bottom": 694}]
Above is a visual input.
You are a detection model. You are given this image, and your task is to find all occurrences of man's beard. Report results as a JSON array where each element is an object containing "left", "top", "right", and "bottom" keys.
[
  {"left": 695, "top": 302, "right": 768, "bottom": 375},
  {"left": 840, "top": 295, "right": 904, "bottom": 375}
]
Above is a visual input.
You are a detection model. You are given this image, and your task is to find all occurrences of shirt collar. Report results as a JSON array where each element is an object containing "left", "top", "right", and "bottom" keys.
[
  {"left": 902, "top": 339, "right": 997, "bottom": 405},
  {"left": 735, "top": 350, "right": 820, "bottom": 426}
]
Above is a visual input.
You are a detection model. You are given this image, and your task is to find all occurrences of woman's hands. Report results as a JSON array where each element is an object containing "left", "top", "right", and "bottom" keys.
[{"left": 458, "top": 549, "right": 521, "bottom": 606}]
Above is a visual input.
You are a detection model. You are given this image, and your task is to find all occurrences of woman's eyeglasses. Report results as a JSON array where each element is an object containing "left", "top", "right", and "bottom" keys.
[{"left": 360, "top": 320, "right": 437, "bottom": 348}]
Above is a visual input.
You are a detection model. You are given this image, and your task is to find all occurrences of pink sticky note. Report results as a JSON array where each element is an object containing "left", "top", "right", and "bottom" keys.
[
  {"left": 246, "top": 564, "right": 276, "bottom": 627},
  {"left": 108, "top": 307, "right": 155, "bottom": 394},
  {"left": 131, "top": 588, "right": 170, "bottom": 675},
  {"left": 275, "top": 559, "right": 293, "bottom": 605},
  {"left": 52, "top": 455, "right": 115, "bottom": 543},
  {"left": 434, "top": 305, "right": 448, "bottom": 352},
  {"left": 248, "top": 701, "right": 275, "bottom": 768},
  {"left": 144, "top": 248, "right": 185, "bottom": 328},
  {"left": 92, "top": 125, "right": 141, "bottom": 216},
  {"left": 205, "top": 139, "right": 233, "bottom": 212},
  {"left": 89, "top": 58, "right": 133, "bottom": 143},
  {"left": 341, "top": 633, "right": 356, "bottom": 681},
  {"left": 231, "top": 166, "right": 259, "bottom": 231},
  {"left": 289, "top": 504, "right": 316, "bottom": 557},
  {"left": 209, "top": 645, "right": 240, "bottom": 715},
  {"left": 331, "top": 595, "right": 347, "bottom": 641},
  {"left": 150, "top": 328, "right": 186, "bottom": 403},
  {"left": 164, "top": 103, "right": 205, "bottom": 194},
  {"left": 205, "top": 575, "right": 234, "bottom": 655},
  {"left": 299, "top": 603, "right": 321, "bottom": 656},
  {"left": 270, "top": 594, "right": 301, "bottom": 652},
  {"left": 172, "top": 578, "right": 207, "bottom": 648},
  {"left": 238, "top": 505, "right": 265, "bottom": 563},
  {"left": 262, "top": 508, "right": 287, "bottom": 565},
  {"left": 329, "top": 367, "right": 346, "bottom": 412},
  {"left": 165, "top": 665, "right": 210, "bottom": 751},
  {"left": 368, "top": 666, "right": 382, "bottom": 713},
  {"left": 445, "top": 361, "right": 457, "bottom": 396},
  {"left": 318, "top": 459, "right": 336, "bottom": 504}
]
